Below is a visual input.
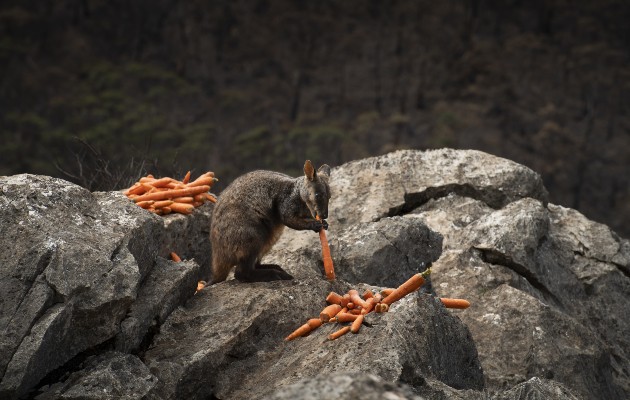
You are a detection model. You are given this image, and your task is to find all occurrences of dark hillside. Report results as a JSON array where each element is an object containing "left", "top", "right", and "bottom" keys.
[{"left": 1, "top": 0, "right": 629, "bottom": 237}]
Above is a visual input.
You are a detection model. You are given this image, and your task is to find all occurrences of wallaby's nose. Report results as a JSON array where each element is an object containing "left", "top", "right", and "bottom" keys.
[{"left": 319, "top": 211, "right": 328, "bottom": 219}]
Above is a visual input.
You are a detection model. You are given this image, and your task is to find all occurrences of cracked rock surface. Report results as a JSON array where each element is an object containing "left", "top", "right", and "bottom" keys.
[{"left": 2, "top": 149, "right": 628, "bottom": 400}]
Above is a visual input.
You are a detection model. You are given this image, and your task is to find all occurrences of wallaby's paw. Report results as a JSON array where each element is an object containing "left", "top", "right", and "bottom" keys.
[{"left": 235, "top": 267, "right": 293, "bottom": 282}]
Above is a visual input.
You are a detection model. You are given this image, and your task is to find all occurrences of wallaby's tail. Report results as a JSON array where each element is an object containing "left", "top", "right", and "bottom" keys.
[{"left": 210, "top": 250, "right": 233, "bottom": 284}]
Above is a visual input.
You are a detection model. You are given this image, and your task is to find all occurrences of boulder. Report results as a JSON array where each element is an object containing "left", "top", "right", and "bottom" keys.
[
  {"left": 0, "top": 175, "right": 209, "bottom": 399},
  {"left": 143, "top": 277, "right": 483, "bottom": 400}
]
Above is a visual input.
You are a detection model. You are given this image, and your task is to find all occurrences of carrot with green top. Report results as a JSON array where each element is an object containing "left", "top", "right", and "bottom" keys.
[{"left": 381, "top": 268, "right": 431, "bottom": 306}]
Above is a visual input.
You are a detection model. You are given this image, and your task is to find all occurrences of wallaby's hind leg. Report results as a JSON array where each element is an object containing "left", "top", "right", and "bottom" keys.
[
  {"left": 255, "top": 261, "right": 293, "bottom": 279},
  {"left": 235, "top": 255, "right": 293, "bottom": 282}
]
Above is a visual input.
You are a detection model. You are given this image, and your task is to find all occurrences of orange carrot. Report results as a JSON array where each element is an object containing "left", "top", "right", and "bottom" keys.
[
  {"left": 381, "top": 288, "right": 395, "bottom": 297},
  {"left": 361, "top": 297, "right": 377, "bottom": 314},
  {"left": 374, "top": 303, "right": 389, "bottom": 313},
  {"left": 319, "top": 304, "right": 342, "bottom": 322},
  {"left": 193, "top": 193, "right": 205, "bottom": 202},
  {"left": 172, "top": 196, "right": 195, "bottom": 203},
  {"left": 363, "top": 289, "right": 374, "bottom": 299},
  {"left": 169, "top": 202, "right": 195, "bottom": 214},
  {"left": 139, "top": 176, "right": 155, "bottom": 183},
  {"left": 335, "top": 313, "right": 358, "bottom": 323},
  {"left": 286, "top": 318, "right": 323, "bottom": 341},
  {"left": 373, "top": 293, "right": 383, "bottom": 303},
  {"left": 133, "top": 185, "right": 210, "bottom": 202},
  {"left": 328, "top": 326, "right": 350, "bottom": 341},
  {"left": 182, "top": 171, "right": 191, "bottom": 184},
  {"left": 348, "top": 289, "right": 368, "bottom": 309},
  {"left": 136, "top": 200, "right": 154, "bottom": 209},
  {"left": 195, "top": 280, "right": 206, "bottom": 293},
  {"left": 346, "top": 302, "right": 355, "bottom": 309},
  {"left": 326, "top": 292, "right": 343, "bottom": 305},
  {"left": 187, "top": 176, "right": 216, "bottom": 187},
  {"left": 340, "top": 294, "right": 350, "bottom": 308},
  {"left": 381, "top": 269, "right": 431, "bottom": 306},
  {"left": 315, "top": 216, "right": 335, "bottom": 280},
  {"left": 205, "top": 193, "right": 217, "bottom": 203},
  {"left": 151, "top": 177, "right": 176, "bottom": 188},
  {"left": 161, "top": 207, "right": 172, "bottom": 215},
  {"left": 440, "top": 298, "right": 471, "bottom": 309},
  {"left": 153, "top": 200, "right": 174, "bottom": 209},
  {"left": 170, "top": 252, "right": 182, "bottom": 262},
  {"left": 351, "top": 314, "right": 364, "bottom": 334},
  {"left": 349, "top": 309, "right": 362, "bottom": 315}
]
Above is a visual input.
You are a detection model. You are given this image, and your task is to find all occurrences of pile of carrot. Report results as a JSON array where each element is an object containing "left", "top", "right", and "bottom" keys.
[
  {"left": 285, "top": 268, "right": 471, "bottom": 341},
  {"left": 124, "top": 171, "right": 217, "bottom": 215}
]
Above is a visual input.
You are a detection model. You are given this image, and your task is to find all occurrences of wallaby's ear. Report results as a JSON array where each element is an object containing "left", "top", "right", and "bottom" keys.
[
  {"left": 304, "top": 160, "right": 316, "bottom": 181},
  {"left": 317, "top": 164, "right": 331, "bottom": 178}
]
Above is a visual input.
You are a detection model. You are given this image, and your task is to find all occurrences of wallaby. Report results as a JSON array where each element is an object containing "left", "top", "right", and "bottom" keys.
[{"left": 210, "top": 160, "right": 331, "bottom": 283}]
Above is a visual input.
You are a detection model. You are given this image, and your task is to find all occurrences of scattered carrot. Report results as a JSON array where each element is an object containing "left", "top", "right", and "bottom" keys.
[
  {"left": 351, "top": 314, "right": 364, "bottom": 334},
  {"left": 381, "top": 288, "right": 395, "bottom": 297},
  {"left": 348, "top": 289, "right": 368, "bottom": 309},
  {"left": 195, "top": 280, "right": 206, "bottom": 293},
  {"left": 315, "top": 215, "right": 335, "bottom": 280},
  {"left": 381, "top": 268, "right": 432, "bottom": 306},
  {"left": 440, "top": 298, "right": 471, "bottom": 309},
  {"left": 170, "top": 252, "right": 182, "bottom": 262},
  {"left": 286, "top": 268, "right": 469, "bottom": 342},
  {"left": 326, "top": 292, "right": 343, "bottom": 305},
  {"left": 328, "top": 326, "right": 351, "bottom": 341},
  {"left": 286, "top": 318, "right": 323, "bottom": 341},
  {"left": 124, "top": 172, "right": 217, "bottom": 215},
  {"left": 320, "top": 304, "right": 342, "bottom": 322},
  {"left": 336, "top": 313, "right": 359, "bottom": 323}
]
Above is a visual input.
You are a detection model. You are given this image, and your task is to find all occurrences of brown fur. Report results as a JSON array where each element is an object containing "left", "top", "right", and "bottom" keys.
[{"left": 210, "top": 160, "right": 331, "bottom": 283}]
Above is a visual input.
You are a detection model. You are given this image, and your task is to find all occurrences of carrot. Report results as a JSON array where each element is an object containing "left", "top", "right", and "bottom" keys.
[
  {"left": 187, "top": 177, "right": 216, "bottom": 187},
  {"left": 205, "top": 193, "right": 217, "bottom": 203},
  {"left": 328, "top": 326, "right": 350, "bottom": 341},
  {"left": 193, "top": 193, "right": 205, "bottom": 202},
  {"left": 170, "top": 252, "right": 182, "bottom": 262},
  {"left": 193, "top": 201, "right": 204, "bottom": 207},
  {"left": 348, "top": 289, "right": 368, "bottom": 309},
  {"left": 139, "top": 176, "right": 155, "bottom": 183},
  {"left": 381, "top": 268, "right": 431, "bottom": 306},
  {"left": 326, "top": 292, "right": 343, "bottom": 305},
  {"left": 286, "top": 318, "right": 323, "bottom": 341},
  {"left": 440, "top": 298, "right": 471, "bottom": 309},
  {"left": 349, "top": 309, "right": 362, "bottom": 315},
  {"left": 195, "top": 280, "right": 206, "bottom": 293},
  {"left": 373, "top": 293, "right": 383, "bottom": 303},
  {"left": 161, "top": 207, "right": 172, "bottom": 215},
  {"left": 340, "top": 294, "right": 350, "bottom": 308},
  {"left": 363, "top": 289, "right": 374, "bottom": 299},
  {"left": 319, "top": 304, "right": 342, "bottom": 322},
  {"left": 351, "top": 314, "right": 364, "bottom": 334},
  {"left": 381, "top": 288, "right": 396, "bottom": 297},
  {"left": 315, "top": 215, "right": 335, "bottom": 280},
  {"left": 136, "top": 200, "right": 154, "bottom": 209},
  {"left": 125, "top": 183, "right": 145, "bottom": 195},
  {"left": 182, "top": 171, "right": 191, "bottom": 184},
  {"left": 169, "top": 202, "right": 195, "bottom": 214},
  {"left": 153, "top": 200, "right": 174, "bottom": 209},
  {"left": 151, "top": 177, "right": 176, "bottom": 188},
  {"left": 346, "top": 302, "right": 355, "bottom": 309},
  {"left": 374, "top": 303, "right": 389, "bottom": 313},
  {"left": 336, "top": 313, "right": 358, "bottom": 323},
  {"left": 361, "top": 297, "right": 377, "bottom": 314},
  {"left": 133, "top": 185, "right": 210, "bottom": 202},
  {"left": 172, "top": 196, "right": 195, "bottom": 203}
]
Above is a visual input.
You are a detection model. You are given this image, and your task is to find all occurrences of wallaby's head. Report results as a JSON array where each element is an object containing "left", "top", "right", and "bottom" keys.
[{"left": 301, "top": 160, "right": 331, "bottom": 220}]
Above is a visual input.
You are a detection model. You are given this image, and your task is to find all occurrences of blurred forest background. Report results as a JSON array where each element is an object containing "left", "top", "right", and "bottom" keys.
[{"left": 1, "top": 0, "right": 629, "bottom": 238}]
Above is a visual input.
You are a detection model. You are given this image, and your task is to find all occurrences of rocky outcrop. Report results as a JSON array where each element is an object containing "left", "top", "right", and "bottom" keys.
[{"left": 1, "top": 149, "right": 628, "bottom": 400}]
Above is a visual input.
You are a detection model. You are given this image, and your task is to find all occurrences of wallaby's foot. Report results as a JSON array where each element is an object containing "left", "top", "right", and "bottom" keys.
[{"left": 235, "top": 259, "right": 293, "bottom": 282}]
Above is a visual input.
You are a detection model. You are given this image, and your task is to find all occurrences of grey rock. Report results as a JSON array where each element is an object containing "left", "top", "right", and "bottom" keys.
[
  {"left": 328, "top": 149, "right": 548, "bottom": 228},
  {"left": 143, "top": 277, "right": 483, "bottom": 400},
  {"left": 36, "top": 352, "right": 157, "bottom": 400},
  {"left": 0, "top": 175, "right": 204, "bottom": 399},
  {"left": 492, "top": 377, "right": 581, "bottom": 400}
]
